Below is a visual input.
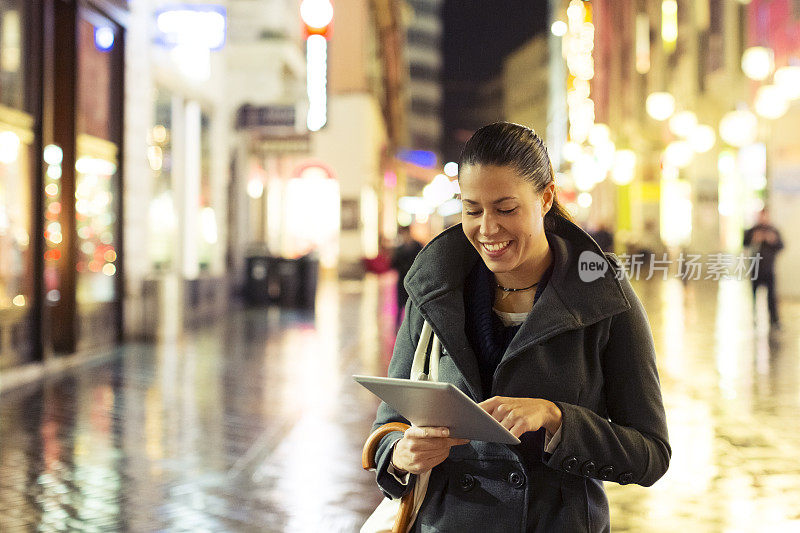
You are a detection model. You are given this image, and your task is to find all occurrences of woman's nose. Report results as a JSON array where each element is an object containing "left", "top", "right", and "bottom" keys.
[{"left": 479, "top": 213, "right": 499, "bottom": 236}]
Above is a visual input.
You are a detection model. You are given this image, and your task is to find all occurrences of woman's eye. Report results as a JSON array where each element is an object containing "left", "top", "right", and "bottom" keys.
[
  {"left": 464, "top": 210, "right": 481, "bottom": 216},
  {"left": 498, "top": 208, "right": 517, "bottom": 215}
]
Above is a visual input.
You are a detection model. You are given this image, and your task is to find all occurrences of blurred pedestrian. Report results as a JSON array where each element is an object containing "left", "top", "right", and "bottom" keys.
[
  {"left": 391, "top": 225, "right": 423, "bottom": 321},
  {"left": 744, "top": 209, "right": 784, "bottom": 326},
  {"left": 588, "top": 222, "right": 615, "bottom": 252},
  {"left": 364, "top": 238, "right": 393, "bottom": 274},
  {"left": 367, "top": 122, "right": 670, "bottom": 531}
]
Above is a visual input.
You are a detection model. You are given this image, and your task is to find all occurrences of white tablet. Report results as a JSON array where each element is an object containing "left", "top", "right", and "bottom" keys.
[{"left": 354, "top": 375, "right": 520, "bottom": 445}]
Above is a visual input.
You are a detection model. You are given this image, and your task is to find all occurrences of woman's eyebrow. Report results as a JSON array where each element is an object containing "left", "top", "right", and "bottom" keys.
[{"left": 462, "top": 197, "right": 517, "bottom": 205}]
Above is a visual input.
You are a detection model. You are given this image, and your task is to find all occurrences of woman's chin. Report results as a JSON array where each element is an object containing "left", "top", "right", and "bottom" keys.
[{"left": 482, "top": 255, "right": 516, "bottom": 274}]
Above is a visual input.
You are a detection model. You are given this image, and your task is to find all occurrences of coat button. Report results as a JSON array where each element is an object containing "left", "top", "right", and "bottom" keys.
[
  {"left": 618, "top": 472, "right": 634, "bottom": 485},
  {"left": 581, "top": 461, "right": 596, "bottom": 477},
  {"left": 508, "top": 471, "right": 525, "bottom": 489},
  {"left": 599, "top": 466, "right": 614, "bottom": 481},
  {"left": 459, "top": 473, "right": 475, "bottom": 492},
  {"left": 561, "top": 456, "right": 578, "bottom": 473}
]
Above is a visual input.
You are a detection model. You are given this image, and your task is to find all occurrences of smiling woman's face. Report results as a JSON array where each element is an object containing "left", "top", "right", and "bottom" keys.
[{"left": 459, "top": 164, "right": 553, "bottom": 285}]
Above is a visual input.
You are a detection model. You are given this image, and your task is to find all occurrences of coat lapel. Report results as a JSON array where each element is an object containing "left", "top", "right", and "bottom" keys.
[
  {"left": 417, "top": 291, "right": 484, "bottom": 402},
  {"left": 404, "top": 226, "right": 484, "bottom": 401},
  {"left": 403, "top": 219, "right": 632, "bottom": 401},
  {"left": 499, "top": 225, "right": 631, "bottom": 368}
]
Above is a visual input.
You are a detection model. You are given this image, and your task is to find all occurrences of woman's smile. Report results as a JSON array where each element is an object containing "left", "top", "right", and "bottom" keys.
[{"left": 481, "top": 240, "right": 512, "bottom": 257}]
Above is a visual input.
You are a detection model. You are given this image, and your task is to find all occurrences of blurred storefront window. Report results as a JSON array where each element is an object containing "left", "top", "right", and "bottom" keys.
[
  {"left": 199, "top": 110, "right": 216, "bottom": 271},
  {"left": 0, "top": 0, "right": 25, "bottom": 110},
  {"left": 75, "top": 16, "right": 120, "bottom": 305},
  {"left": 0, "top": 110, "right": 32, "bottom": 312},
  {"left": 148, "top": 88, "right": 176, "bottom": 271},
  {"left": 0, "top": 0, "right": 35, "bottom": 368},
  {"left": 282, "top": 165, "right": 340, "bottom": 266}
]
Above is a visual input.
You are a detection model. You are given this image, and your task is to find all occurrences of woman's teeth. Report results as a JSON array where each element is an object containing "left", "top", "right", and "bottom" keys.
[{"left": 484, "top": 241, "right": 510, "bottom": 252}]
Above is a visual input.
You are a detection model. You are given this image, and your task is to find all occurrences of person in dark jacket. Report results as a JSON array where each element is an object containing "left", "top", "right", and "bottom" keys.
[
  {"left": 588, "top": 223, "right": 614, "bottom": 252},
  {"left": 392, "top": 226, "right": 424, "bottom": 323},
  {"left": 743, "top": 209, "right": 784, "bottom": 326},
  {"left": 368, "top": 122, "right": 670, "bottom": 532}
]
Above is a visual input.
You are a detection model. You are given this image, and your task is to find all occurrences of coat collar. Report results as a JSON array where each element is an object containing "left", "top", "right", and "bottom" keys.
[{"left": 404, "top": 217, "right": 631, "bottom": 400}]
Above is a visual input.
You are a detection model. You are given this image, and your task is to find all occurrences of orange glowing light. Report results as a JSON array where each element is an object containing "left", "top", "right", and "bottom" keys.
[{"left": 44, "top": 249, "right": 61, "bottom": 261}]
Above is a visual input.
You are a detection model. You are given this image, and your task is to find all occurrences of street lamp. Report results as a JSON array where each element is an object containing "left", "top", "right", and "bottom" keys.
[
  {"left": 664, "top": 141, "right": 693, "bottom": 169},
  {"left": 646, "top": 92, "right": 675, "bottom": 121},
  {"left": 551, "top": 20, "right": 567, "bottom": 37},
  {"left": 774, "top": 66, "right": 800, "bottom": 100},
  {"left": 741, "top": 46, "right": 774, "bottom": 81},
  {"left": 668, "top": 111, "right": 697, "bottom": 138},
  {"left": 719, "top": 110, "right": 758, "bottom": 147},
  {"left": 611, "top": 150, "right": 636, "bottom": 186},
  {"left": 754, "top": 85, "right": 789, "bottom": 119},
  {"left": 688, "top": 124, "right": 716, "bottom": 153}
]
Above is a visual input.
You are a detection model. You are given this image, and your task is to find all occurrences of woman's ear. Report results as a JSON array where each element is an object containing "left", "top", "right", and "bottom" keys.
[{"left": 542, "top": 182, "right": 556, "bottom": 213}]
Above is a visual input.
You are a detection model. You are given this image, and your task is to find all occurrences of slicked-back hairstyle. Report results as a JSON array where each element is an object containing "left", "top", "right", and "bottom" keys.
[{"left": 458, "top": 122, "right": 573, "bottom": 228}]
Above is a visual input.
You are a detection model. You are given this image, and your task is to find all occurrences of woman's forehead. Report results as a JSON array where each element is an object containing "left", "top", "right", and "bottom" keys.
[{"left": 459, "top": 165, "right": 532, "bottom": 196}]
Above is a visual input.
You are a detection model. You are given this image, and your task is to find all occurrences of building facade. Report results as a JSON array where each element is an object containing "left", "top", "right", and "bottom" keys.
[
  {"left": 555, "top": 0, "right": 794, "bottom": 271},
  {"left": 0, "top": 0, "right": 409, "bottom": 373},
  {"left": 404, "top": 0, "right": 444, "bottom": 156},
  {"left": 1, "top": 0, "right": 128, "bottom": 370},
  {"left": 504, "top": 35, "right": 550, "bottom": 137}
]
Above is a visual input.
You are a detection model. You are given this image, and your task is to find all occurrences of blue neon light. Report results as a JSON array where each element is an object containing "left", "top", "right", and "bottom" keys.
[
  {"left": 397, "top": 149, "right": 437, "bottom": 168},
  {"left": 94, "top": 26, "right": 115, "bottom": 52}
]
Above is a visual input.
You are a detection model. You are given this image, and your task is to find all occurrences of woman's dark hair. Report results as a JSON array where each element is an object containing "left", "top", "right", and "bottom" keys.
[{"left": 458, "top": 122, "right": 573, "bottom": 228}]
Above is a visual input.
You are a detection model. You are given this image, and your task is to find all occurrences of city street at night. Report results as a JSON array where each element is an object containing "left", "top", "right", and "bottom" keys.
[
  {"left": 3, "top": 0, "right": 800, "bottom": 531},
  {"left": 2, "top": 274, "right": 800, "bottom": 532}
]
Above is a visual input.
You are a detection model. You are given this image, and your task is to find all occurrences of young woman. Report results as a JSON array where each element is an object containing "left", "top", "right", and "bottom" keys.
[{"left": 368, "top": 122, "right": 670, "bottom": 532}]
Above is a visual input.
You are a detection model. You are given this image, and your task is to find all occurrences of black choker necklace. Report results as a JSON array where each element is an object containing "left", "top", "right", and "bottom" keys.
[{"left": 496, "top": 281, "right": 539, "bottom": 292}]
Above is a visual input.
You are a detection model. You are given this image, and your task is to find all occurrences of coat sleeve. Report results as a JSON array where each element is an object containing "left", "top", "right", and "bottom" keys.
[
  {"left": 743, "top": 227, "right": 753, "bottom": 247},
  {"left": 543, "top": 275, "right": 671, "bottom": 487},
  {"left": 774, "top": 229, "right": 784, "bottom": 251},
  {"left": 369, "top": 300, "right": 421, "bottom": 499}
]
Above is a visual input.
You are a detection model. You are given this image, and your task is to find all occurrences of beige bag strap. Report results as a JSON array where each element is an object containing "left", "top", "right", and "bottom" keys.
[
  {"left": 410, "top": 320, "right": 439, "bottom": 382},
  {"left": 361, "top": 320, "right": 442, "bottom": 533},
  {"left": 428, "top": 334, "right": 440, "bottom": 382}
]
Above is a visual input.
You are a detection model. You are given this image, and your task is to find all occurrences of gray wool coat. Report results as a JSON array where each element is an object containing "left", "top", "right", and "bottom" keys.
[{"left": 370, "top": 217, "right": 671, "bottom": 532}]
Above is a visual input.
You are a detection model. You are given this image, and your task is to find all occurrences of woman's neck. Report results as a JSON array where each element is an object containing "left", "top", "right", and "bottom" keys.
[
  {"left": 494, "top": 243, "right": 553, "bottom": 291},
  {"left": 494, "top": 288, "right": 536, "bottom": 313},
  {"left": 493, "top": 243, "right": 553, "bottom": 314}
]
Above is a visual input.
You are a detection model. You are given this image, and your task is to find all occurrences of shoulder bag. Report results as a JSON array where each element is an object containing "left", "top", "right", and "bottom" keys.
[{"left": 361, "top": 320, "right": 441, "bottom": 533}]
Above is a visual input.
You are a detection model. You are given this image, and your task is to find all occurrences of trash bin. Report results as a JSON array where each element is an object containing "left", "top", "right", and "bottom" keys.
[
  {"left": 245, "top": 256, "right": 273, "bottom": 305},
  {"left": 297, "top": 253, "right": 319, "bottom": 309},
  {"left": 277, "top": 254, "right": 318, "bottom": 310}
]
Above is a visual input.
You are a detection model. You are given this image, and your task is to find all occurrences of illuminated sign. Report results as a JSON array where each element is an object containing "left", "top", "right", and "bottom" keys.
[
  {"left": 236, "top": 104, "right": 296, "bottom": 130},
  {"left": 155, "top": 5, "right": 227, "bottom": 51},
  {"left": 306, "top": 35, "right": 328, "bottom": 131},
  {"left": 301, "top": 0, "right": 333, "bottom": 131},
  {"left": 301, "top": 0, "right": 334, "bottom": 39}
]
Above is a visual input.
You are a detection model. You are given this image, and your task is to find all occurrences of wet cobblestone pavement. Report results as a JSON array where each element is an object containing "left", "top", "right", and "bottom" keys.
[{"left": 1, "top": 275, "right": 800, "bottom": 532}]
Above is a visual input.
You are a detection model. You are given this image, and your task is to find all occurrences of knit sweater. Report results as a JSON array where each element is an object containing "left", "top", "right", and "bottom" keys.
[{"left": 463, "top": 256, "right": 553, "bottom": 399}]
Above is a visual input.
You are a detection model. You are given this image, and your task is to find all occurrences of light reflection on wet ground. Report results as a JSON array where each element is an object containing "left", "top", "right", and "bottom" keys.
[{"left": 1, "top": 274, "right": 799, "bottom": 531}]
